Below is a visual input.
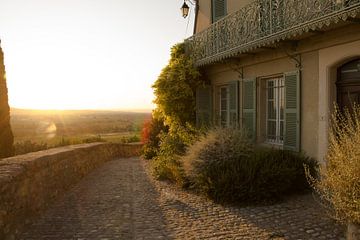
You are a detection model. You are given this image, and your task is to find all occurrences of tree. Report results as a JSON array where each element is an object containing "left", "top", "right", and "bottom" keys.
[
  {"left": 141, "top": 109, "right": 169, "bottom": 160},
  {"left": 152, "top": 43, "right": 203, "bottom": 127},
  {"left": 0, "top": 44, "right": 14, "bottom": 158}
]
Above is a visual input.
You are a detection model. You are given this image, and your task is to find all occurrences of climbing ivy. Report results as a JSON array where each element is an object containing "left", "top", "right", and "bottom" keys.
[{"left": 152, "top": 43, "right": 203, "bottom": 127}]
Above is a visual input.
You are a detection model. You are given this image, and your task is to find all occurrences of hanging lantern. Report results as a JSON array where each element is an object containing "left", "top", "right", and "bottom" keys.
[{"left": 181, "top": 1, "right": 190, "bottom": 18}]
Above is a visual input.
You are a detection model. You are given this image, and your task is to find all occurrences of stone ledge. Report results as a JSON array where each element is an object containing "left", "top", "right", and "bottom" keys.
[{"left": 0, "top": 142, "right": 143, "bottom": 240}]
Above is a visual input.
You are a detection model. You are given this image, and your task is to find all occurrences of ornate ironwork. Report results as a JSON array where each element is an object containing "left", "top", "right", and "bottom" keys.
[{"left": 185, "top": 0, "right": 360, "bottom": 66}]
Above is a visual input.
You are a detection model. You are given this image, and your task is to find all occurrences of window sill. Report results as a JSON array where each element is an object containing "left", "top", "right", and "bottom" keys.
[{"left": 257, "top": 142, "right": 284, "bottom": 150}]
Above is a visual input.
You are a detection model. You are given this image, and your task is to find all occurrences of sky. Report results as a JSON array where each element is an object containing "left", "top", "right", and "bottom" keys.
[{"left": 0, "top": 0, "right": 195, "bottom": 111}]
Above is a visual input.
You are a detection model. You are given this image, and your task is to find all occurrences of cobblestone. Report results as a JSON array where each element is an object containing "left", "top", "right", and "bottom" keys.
[{"left": 19, "top": 157, "right": 345, "bottom": 239}]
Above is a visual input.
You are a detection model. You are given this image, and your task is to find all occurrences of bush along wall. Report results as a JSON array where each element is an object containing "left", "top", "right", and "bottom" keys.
[
  {"left": 150, "top": 123, "right": 199, "bottom": 187},
  {"left": 182, "top": 128, "right": 318, "bottom": 204},
  {"left": 142, "top": 42, "right": 204, "bottom": 184}
]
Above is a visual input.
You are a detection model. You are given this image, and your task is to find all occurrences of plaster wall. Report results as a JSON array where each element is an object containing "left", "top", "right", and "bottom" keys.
[
  {"left": 196, "top": 0, "right": 212, "bottom": 33},
  {"left": 318, "top": 40, "right": 360, "bottom": 162},
  {"left": 227, "top": 0, "right": 254, "bottom": 14}
]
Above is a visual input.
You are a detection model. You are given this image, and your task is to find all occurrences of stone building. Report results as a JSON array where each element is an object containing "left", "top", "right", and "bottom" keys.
[{"left": 186, "top": 0, "right": 360, "bottom": 162}]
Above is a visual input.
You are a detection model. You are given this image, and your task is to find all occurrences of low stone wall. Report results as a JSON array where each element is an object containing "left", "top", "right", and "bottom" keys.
[{"left": 0, "top": 142, "right": 143, "bottom": 240}]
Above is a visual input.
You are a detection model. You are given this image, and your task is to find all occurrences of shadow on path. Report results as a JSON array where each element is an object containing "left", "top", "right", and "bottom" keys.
[
  {"left": 19, "top": 157, "right": 345, "bottom": 239},
  {"left": 19, "top": 157, "right": 172, "bottom": 240},
  {"left": 151, "top": 172, "right": 345, "bottom": 239}
]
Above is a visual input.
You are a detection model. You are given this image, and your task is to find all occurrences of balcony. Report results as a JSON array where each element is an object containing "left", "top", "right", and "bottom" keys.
[{"left": 185, "top": 0, "right": 360, "bottom": 66}]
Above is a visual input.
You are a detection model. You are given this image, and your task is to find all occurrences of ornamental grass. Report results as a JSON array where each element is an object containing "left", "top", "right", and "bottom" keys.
[{"left": 307, "top": 104, "right": 360, "bottom": 224}]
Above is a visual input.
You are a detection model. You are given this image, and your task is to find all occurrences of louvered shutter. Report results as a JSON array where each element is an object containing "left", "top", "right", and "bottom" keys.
[
  {"left": 214, "top": 86, "right": 221, "bottom": 126},
  {"left": 196, "top": 86, "right": 212, "bottom": 128},
  {"left": 229, "top": 81, "right": 239, "bottom": 127},
  {"left": 212, "top": 0, "right": 227, "bottom": 22},
  {"left": 243, "top": 78, "right": 256, "bottom": 139},
  {"left": 284, "top": 71, "right": 300, "bottom": 151}
]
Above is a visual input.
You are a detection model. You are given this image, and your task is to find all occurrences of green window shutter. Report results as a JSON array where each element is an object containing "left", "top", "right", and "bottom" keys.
[
  {"left": 214, "top": 86, "right": 221, "bottom": 126},
  {"left": 196, "top": 86, "right": 212, "bottom": 128},
  {"left": 212, "top": 0, "right": 227, "bottom": 22},
  {"left": 229, "top": 81, "right": 239, "bottom": 128},
  {"left": 242, "top": 78, "right": 256, "bottom": 139},
  {"left": 284, "top": 71, "right": 300, "bottom": 151}
]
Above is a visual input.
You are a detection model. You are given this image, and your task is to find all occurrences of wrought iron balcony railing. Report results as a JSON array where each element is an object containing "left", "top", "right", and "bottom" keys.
[{"left": 185, "top": 0, "right": 360, "bottom": 66}]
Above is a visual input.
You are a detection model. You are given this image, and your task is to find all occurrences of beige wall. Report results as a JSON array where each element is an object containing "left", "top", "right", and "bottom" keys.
[
  {"left": 196, "top": 0, "right": 212, "bottom": 33},
  {"left": 301, "top": 51, "right": 320, "bottom": 159},
  {"left": 318, "top": 40, "right": 360, "bottom": 163},
  {"left": 227, "top": 0, "right": 254, "bottom": 14}
]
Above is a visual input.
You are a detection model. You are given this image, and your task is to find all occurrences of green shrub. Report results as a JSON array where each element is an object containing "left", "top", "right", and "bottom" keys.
[
  {"left": 147, "top": 42, "right": 206, "bottom": 184},
  {"left": 182, "top": 128, "right": 317, "bottom": 204},
  {"left": 151, "top": 124, "right": 199, "bottom": 186},
  {"left": 249, "top": 148, "right": 317, "bottom": 202},
  {"left": 308, "top": 105, "right": 360, "bottom": 224},
  {"left": 119, "top": 135, "right": 140, "bottom": 143},
  {"left": 152, "top": 43, "right": 202, "bottom": 126}
]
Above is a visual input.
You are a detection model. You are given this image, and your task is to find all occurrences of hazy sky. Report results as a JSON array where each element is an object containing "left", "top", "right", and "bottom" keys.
[{"left": 0, "top": 0, "right": 195, "bottom": 110}]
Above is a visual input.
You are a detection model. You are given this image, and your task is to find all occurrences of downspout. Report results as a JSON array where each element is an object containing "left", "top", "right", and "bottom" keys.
[{"left": 193, "top": 0, "right": 199, "bottom": 35}]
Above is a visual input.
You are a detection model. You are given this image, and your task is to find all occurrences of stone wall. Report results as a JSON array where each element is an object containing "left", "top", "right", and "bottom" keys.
[{"left": 0, "top": 142, "right": 142, "bottom": 240}]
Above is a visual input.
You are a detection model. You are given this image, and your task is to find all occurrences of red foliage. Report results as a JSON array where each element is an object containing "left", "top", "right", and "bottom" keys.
[{"left": 141, "top": 116, "right": 152, "bottom": 144}]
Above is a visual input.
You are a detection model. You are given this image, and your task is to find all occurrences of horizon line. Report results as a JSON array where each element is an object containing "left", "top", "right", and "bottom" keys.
[{"left": 10, "top": 107, "right": 153, "bottom": 113}]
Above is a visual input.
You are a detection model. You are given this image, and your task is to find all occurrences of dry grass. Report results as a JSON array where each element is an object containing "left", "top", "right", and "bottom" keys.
[{"left": 308, "top": 105, "right": 360, "bottom": 224}]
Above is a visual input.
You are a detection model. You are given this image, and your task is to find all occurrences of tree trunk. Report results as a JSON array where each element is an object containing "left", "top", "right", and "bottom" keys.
[{"left": 0, "top": 44, "right": 14, "bottom": 158}]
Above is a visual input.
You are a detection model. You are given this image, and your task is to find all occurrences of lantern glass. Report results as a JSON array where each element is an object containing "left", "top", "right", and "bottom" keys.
[{"left": 181, "top": 2, "right": 190, "bottom": 18}]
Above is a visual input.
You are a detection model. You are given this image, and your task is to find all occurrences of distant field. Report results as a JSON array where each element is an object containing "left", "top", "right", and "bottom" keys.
[{"left": 10, "top": 108, "right": 151, "bottom": 146}]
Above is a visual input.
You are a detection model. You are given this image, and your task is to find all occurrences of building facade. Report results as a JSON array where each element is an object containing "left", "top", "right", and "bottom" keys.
[{"left": 186, "top": 0, "right": 360, "bottom": 162}]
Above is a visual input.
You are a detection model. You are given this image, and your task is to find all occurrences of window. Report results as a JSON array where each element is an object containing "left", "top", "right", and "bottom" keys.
[
  {"left": 196, "top": 86, "right": 212, "bottom": 128},
  {"left": 217, "top": 82, "right": 238, "bottom": 128},
  {"left": 266, "top": 77, "right": 284, "bottom": 144},
  {"left": 212, "top": 0, "right": 227, "bottom": 23},
  {"left": 220, "top": 86, "right": 229, "bottom": 127},
  {"left": 242, "top": 72, "right": 299, "bottom": 151},
  {"left": 337, "top": 59, "right": 360, "bottom": 112}
]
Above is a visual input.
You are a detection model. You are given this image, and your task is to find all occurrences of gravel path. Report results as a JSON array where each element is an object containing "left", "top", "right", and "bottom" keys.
[{"left": 19, "top": 157, "right": 344, "bottom": 239}]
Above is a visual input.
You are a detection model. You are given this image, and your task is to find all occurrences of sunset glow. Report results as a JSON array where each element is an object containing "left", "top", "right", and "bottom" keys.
[{"left": 0, "top": 0, "right": 195, "bottom": 110}]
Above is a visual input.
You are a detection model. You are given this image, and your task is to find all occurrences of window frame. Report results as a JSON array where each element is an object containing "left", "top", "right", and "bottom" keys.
[
  {"left": 265, "top": 76, "right": 285, "bottom": 145},
  {"left": 212, "top": 0, "right": 227, "bottom": 23},
  {"left": 220, "top": 85, "right": 230, "bottom": 127}
]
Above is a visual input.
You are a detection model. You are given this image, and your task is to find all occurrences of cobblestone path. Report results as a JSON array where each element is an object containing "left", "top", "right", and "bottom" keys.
[{"left": 20, "top": 157, "right": 344, "bottom": 240}]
